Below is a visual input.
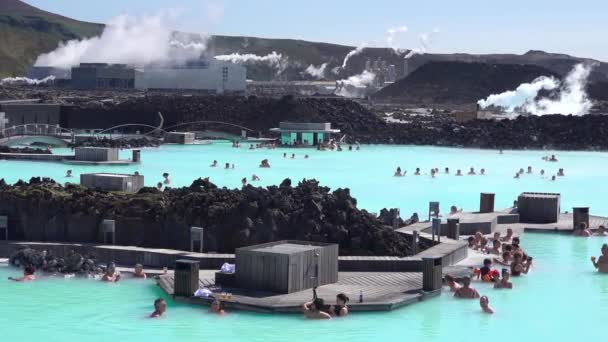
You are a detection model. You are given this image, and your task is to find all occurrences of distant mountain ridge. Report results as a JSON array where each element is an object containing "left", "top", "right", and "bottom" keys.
[{"left": 1, "top": 0, "right": 607, "bottom": 83}]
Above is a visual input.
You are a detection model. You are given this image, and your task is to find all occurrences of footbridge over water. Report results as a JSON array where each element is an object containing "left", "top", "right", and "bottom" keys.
[{"left": 0, "top": 124, "right": 74, "bottom": 147}]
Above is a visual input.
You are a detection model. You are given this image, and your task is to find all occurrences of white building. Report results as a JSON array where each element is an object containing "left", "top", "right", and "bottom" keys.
[{"left": 135, "top": 60, "right": 246, "bottom": 95}]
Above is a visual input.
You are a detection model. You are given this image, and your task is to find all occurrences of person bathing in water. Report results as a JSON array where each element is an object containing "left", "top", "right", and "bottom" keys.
[
  {"left": 468, "top": 167, "right": 476, "bottom": 175},
  {"left": 494, "top": 270, "right": 513, "bottom": 289},
  {"left": 394, "top": 167, "right": 404, "bottom": 177},
  {"left": 329, "top": 293, "right": 349, "bottom": 317},
  {"left": 210, "top": 160, "right": 218, "bottom": 167},
  {"left": 302, "top": 298, "right": 331, "bottom": 319},
  {"left": 414, "top": 168, "right": 421, "bottom": 176},
  {"left": 8, "top": 265, "right": 36, "bottom": 282},
  {"left": 102, "top": 263, "right": 121, "bottom": 282},
  {"left": 480, "top": 296, "right": 495, "bottom": 314},
  {"left": 209, "top": 299, "right": 226, "bottom": 315},
  {"left": 456, "top": 169, "right": 463, "bottom": 176},
  {"left": 149, "top": 298, "right": 167, "bottom": 318},
  {"left": 454, "top": 276, "right": 480, "bottom": 299},
  {"left": 162, "top": 173, "right": 171, "bottom": 185},
  {"left": 133, "top": 264, "right": 147, "bottom": 279},
  {"left": 591, "top": 244, "right": 608, "bottom": 273}
]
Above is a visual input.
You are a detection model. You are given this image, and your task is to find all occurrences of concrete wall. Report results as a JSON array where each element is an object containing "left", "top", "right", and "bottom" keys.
[
  {"left": 80, "top": 173, "right": 144, "bottom": 193},
  {"left": 74, "top": 147, "right": 119, "bottom": 161},
  {"left": 71, "top": 64, "right": 135, "bottom": 90},
  {"left": 0, "top": 104, "right": 61, "bottom": 127}
]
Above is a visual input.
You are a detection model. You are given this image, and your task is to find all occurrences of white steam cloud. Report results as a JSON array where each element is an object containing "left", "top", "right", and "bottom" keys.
[
  {"left": 341, "top": 44, "right": 366, "bottom": 68},
  {"left": 404, "top": 28, "right": 440, "bottom": 59},
  {"left": 214, "top": 51, "right": 288, "bottom": 75},
  {"left": 386, "top": 25, "right": 408, "bottom": 51},
  {"left": 35, "top": 14, "right": 207, "bottom": 68},
  {"left": 304, "top": 63, "right": 328, "bottom": 79},
  {"left": 478, "top": 63, "right": 594, "bottom": 116},
  {"left": 0, "top": 76, "right": 56, "bottom": 85},
  {"left": 335, "top": 71, "right": 376, "bottom": 98}
]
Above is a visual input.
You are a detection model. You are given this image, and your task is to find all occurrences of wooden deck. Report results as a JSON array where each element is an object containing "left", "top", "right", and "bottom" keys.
[{"left": 157, "top": 266, "right": 472, "bottom": 313}]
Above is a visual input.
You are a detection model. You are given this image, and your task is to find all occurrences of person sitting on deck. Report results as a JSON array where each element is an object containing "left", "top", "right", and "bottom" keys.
[
  {"left": 595, "top": 225, "right": 608, "bottom": 236},
  {"left": 494, "top": 251, "right": 513, "bottom": 267},
  {"left": 573, "top": 222, "right": 592, "bottom": 237},
  {"left": 210, "top": 160, "right": 218, "bottom": 167},
  {"left": 468, "top": 167, "right": 476, "bottom": 175},
  {"left": 444, "top": 274, "right": 463, "bottom": 292},
  {"left": 65, "top": 170, "right": 73, "bottom": 178},
  {"left": 454, "top": 276, "right": 480, "bottom": 299},
  {"left": 8, "top": 265, "right": 36, "bottom": 282},
  {"left": 500, "top": 228, "right": 514, "bottom": 242},
  {"left": 133, "top": 264, "right": 147, "bottom": 279},
  {"left": 329, "top": 293, "right": 349, "bottom": 317},
  {"left": 162, "top": 173, "right": 171, "bottom": 185},
  {"left": 494, "top": 270, "right": 513, "bottom": 289},
  {"left": 394, "top": 167, "right": 403, "bottom": 177},
  {"left": 302, "top": 298, "right": 331, "bottom": 319},
  {"left": 591, "top": 244, "right": 608, "bottom": 273},
  {"left": 510, "top": 252, "right": 532, "bottom": 276},
  {"left": 102, "top": 263, "right": 121, "bottom": 282},
  {"left": 209, "top": 299, "right": 226, "bottom": 315},
  {"left": 414, "top": 168, "right": 421, "bottom": 176},
  {"left": 149, "top": 298, "right": 166, "bottom": 318},
  {"left": 456, "top": 169, "right": 463, "bottom": 176},
  {"left": 480, "top": 296, "right": 495, "bottom": 314}
]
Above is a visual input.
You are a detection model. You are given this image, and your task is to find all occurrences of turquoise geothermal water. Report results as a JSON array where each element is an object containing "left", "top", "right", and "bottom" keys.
[
  {"left": 2, "top": 233, "right": 608, "bottom": 341},
  {"left": 0, "top": 143, "right": 606, "bottom": 216}
]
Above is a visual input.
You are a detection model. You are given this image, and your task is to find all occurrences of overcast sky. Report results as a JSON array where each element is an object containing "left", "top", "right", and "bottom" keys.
[{"left": 25, "top": 0, "right": 608, "bottom": 61}]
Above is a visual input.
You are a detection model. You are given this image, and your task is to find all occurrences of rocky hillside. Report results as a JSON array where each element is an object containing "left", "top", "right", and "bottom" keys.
[
  {"left": 0, "top": 177, "right": 422, "bottom": 257},
  {"left": 372, "top": 61, "right": 560, "bottom": 105},
  {"left": 2, "top": 0, "right": 607, "bottom": 82},
  {"left": 0, "top": 0, "right": 103, "bottom": 77}
]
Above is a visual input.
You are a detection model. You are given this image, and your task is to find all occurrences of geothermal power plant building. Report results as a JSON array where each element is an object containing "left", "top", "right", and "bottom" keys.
[{"left": 134, "top": 61, "right": 246, "bottom": 95}]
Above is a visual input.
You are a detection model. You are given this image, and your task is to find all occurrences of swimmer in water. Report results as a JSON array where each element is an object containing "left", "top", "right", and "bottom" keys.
[
  {"left": 549, "top": 154, "right": 558, "bottom": 162},
  {"left": 394, "top": 167, "right": 403, "bottom": 177},
  {"left": 149, "top": 298, "right": 167, "bottom": 318},
  {"left": 527, "top": 166, "right": 532, "bottom": 174},
  {"left": 162, "top": 173, "right": 171, "bottom": 185},
  {"left": 8, "top": 265, "right": 36, "bottom": 282},
  {"left": 540, "top": 169, "right": 545, "bottom": 176},
  {"left": 557, "top": 168, "right": 565, "bottom": 176},
  {"left": 468, "top": 167, "right": 476, "bottom": 175},
  {"left": 518, "top": 168, "right": 524, "bottom": 174},
  {"left": 329, "top": 293, "right": 349, "bottom": 317},
  {"left": 241, "top": 177, "right": 247, "bottom": 186},
  {"left": 551, "top": 175, "right": 556, "bottom": 181},
  {"left": 133, "top": 264, "right": 147, "bottom": 279},
  {"left": 259, "top": 159, "right": 271, "bottom": 168},
  {"left": 210, "top": 160, "right": 218, "bottom": 167},
  {"left": 480, "top": 168, "right": 486, "bottom": 175},
  {"left": 494, "top": 270, "right": 513, "bottom": 289},
  {"left": 283, "top": 153, "right": 287, "bottom": 158},
  {"left": 65, "top": 170, "right": 73, "bottom": 177},
  {"left": 102, "top": 263, "right": 121, "bottom": 282},
  {"left": 305, "top": 155, "right": 309, "bottom": 159},
  {"left": 249, "top": 144, "right": 255, "bottom": 150},
  {"left": 595, "top": 225, "right": 608, "bottom": 236},
  {"left": 454, "top": 276, "right": 480, "bottom": 299},
  {"left": 209, "top": 299, "right": 226, "bottom": 315},
  {"left": 225, "top": 163, "right": 230, "bottom": 169},
  {"left": 574, "top": 222, "right": 592, "bottom": 237},
  {"left": 231, "top": 164, "right": 235, "bottom": 169},
  {"left": 456, "top": 169, "right": 463, "bottom": 176},
  {"left": 445, "top": 167, "right": 449, "bottom": 174},
  {"left": 156, "top": 182, "right": 163, "bottom": 191},
  {"left": 251, "top": 174, "right": 260, "bottom": 181},
  {"left": 480, "top": 296, "right": 495, "bottom": 314},
  {"left": 591, "top": 244, "right": 608, "bottom": 273},
  {"left": 499, "top": 149, "right": 503, "bottom": 154},
  {"left": 414, "top": 168, "right": 421, "bottom": 176},
  {"left": 514, "top": 172, "right": 520, "bottom": 179},
  {"left": 302, "top": 298, "right": 331, "bottom": 320},
  {"left": 444, "top": 274, "right": 462, "bottom": 292},
  {"left": 291, "top": 153, "right": 295, "bottom": 159}
]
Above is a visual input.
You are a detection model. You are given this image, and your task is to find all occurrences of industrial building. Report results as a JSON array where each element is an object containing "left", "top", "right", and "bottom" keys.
[
  {"left": 270, "top": 122, "right": 341, "bottom": 146},
  {"left": 71, "top": 63, "right": 135, "bottom": 90},
  {"left": 26, "top": 66, "right": 71, "bottom": 81},
  {"left": 135, "top": 60, "right": 246, "bottom": 95}
]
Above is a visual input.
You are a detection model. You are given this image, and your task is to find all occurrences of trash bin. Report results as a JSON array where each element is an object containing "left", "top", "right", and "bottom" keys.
[
  {"left": 422, "top": 257, "right": 443, "bottom": 292},
  {"left": 174, "top": 259, "right": 200, "bottom": 297}
]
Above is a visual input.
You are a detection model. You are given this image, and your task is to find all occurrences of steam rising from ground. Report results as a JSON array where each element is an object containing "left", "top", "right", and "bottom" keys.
[
  {"left": 35, "top": 14, "right": 207, "bottom": 68},
  {"left": 478, "top": 63, "right": 594, "bottom": 116},
  {"left": 405, "top": 28, "right": 440, "bottom": 59},
  {"left": 304, "top": 63, "right": 328, "bottom": 79},
  {"left": 0, "top": 76, "right": 56, "bottom": 85},
  {"left": 214, "top": 51, "right": 283, "bottom": 68},
  {"left": 335, "top": 71, "right": 376, "bottom": 98}
]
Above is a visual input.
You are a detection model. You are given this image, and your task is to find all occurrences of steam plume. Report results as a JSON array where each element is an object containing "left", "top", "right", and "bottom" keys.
[
  {"left": 341, "top": 44, "right": 366, "bottom": 68},
  {"left": 335, "top": 71, "right": 376, "bottom": 98},
  {"left": 404, "top": 28, "right": 440, "bottom": 59},
  {"left": 214, "top": 51, "right": 283, "bottom": 68},
  {"left": 304, "top": 63, "right": 328, "bottom": 79},
  {"left": 478, "top": 63, "right": 594, "bottom": 116},
  {"left": 386, "top": 25, "right": 408, "bottom": 51},
  {"left": 35, "top": 14, "right": 207, "bottom": 68},
  {"left": 0, "top": 76, "right": 56, "bottom": 85}
]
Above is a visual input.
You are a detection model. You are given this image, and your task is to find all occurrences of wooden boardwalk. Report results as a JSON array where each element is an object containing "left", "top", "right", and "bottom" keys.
[{"left": 157, "top": 267, "right": 472, "bottom": 313}]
